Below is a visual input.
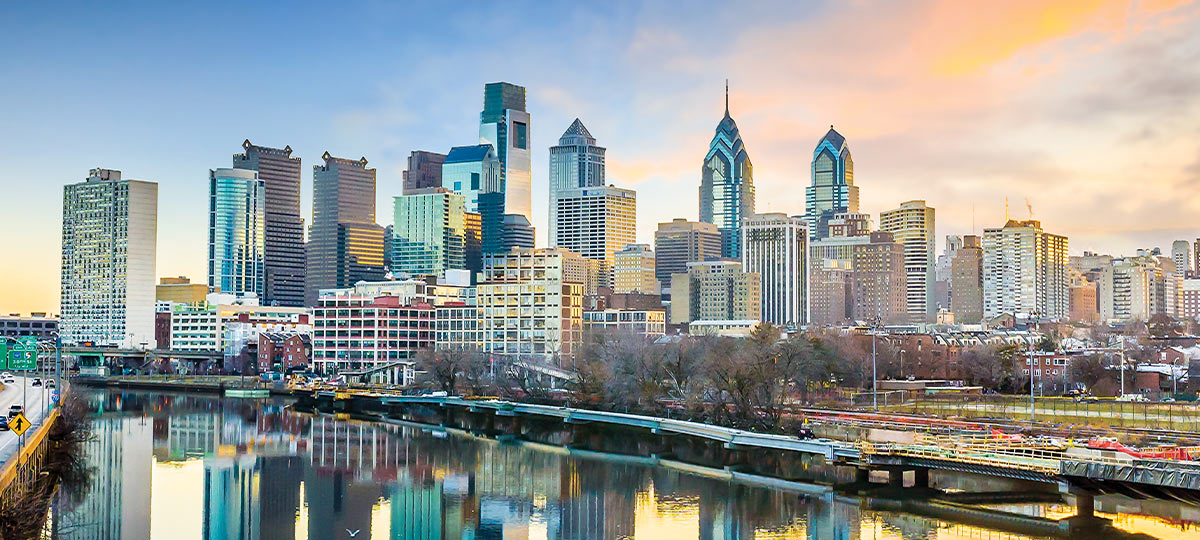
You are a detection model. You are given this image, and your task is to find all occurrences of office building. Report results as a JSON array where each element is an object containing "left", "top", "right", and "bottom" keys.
[
  {"left": 670, "top": 261, "right": 760, "bottom": 324},
  {"left": 741, "top": 213, "right": 807, "bottom": 327},
  {"left": 806, "top": 126, "right": 858, "bottom": 241},
  {"left": 851, "top": 231, "right": 908, "bottom": 324},
  {"left": 306, "top": 152, "right": 386, "bottom": 304},
  {"left": 699, "top": 84, "right": 754, "bottom": 259},
  {"left": 654, "top": 218, "right": 723, "bottom": 286},
  {"left": 934, "top": 235, "right": 962, "bottom": 312},
  {"left": 1173, "top": 240, "right": 1192, "bottom": 278},
  {"left": 312, "top": 282, "right": 433, "bottom": 379},
  {"left": 169, "top": 293, "right": 309, "bottom": 353},
  {"left": 982, "top": 220, "right": 1069, "bottom": 320},
  {"left": 950, "top": 235, "right": 984, "bottom": 323},
  {"left": 391, "top": 188, "right": 471, "bottom": 279},
  {"left": 442, "top": 144, "right": 500, "bottom": 212},
  {"left": 501, "top": 214, "right": 535, "bottom": 251},
  {"left": 208, "top": 168, "right": 265, "bottom": 296},
  {"left": 60, "top": 168, "right": 157, "bottom": 347},
  {"left": 233, "top": 140, "right": 306, "bottom": 307},
  {"left": 402, "top": 150, "right": 446, "bottom": 194},
  {"left": 549, "top": 118, "right": 606, "bottom": 244},
  {"left": 807, "top": 212, "right": 872, "bottom": 325},
  {"left": 554, "top": 185, "right": 636, "bottom": 285},
  {"left": 879, "top": 201, "right": 935, "bottom": 322},
  {"left": 479, "top": 82, "right": 532, "bottom": 221},
  {"left": 1182, "top": 279, "right": 1200, "bottom": 320},
  {"left": 156, "top": 277, "right": 208, "bottom": 305},
  {"left": 613, "top": 244, "right": 658, "bottom": 295},
  {"left": 0, "top": 314, "right": 58, "bottom": 340},
  {"left": 479, "top": 248, "right": 585, "bottom": 362}
]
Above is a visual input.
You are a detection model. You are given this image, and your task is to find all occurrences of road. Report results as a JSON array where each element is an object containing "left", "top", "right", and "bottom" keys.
[{"left": 0, "top": 374, "right": 55, "bottom": 468}]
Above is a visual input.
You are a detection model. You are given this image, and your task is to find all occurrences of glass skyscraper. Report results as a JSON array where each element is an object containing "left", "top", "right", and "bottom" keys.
[
  {"left": 548, "top": 118, "right": 605, "bottom": 245},
  {"left": 479, "top": 82, "right": 532, "bottom": 221},
  {"left": 232, "top": 140, "right": 304, "bottom": 307},
  {"left": 391, "top": 187, "right": 470, "bottom": 279},
  {"left": 208, "top": 168, "right": 265, "bottom": 296},
  {"left": 806, "top": 126, "right": 858, "bottom": 241},
  {"left": 699, "top": 84, "right": 754, "bottom": 259}
]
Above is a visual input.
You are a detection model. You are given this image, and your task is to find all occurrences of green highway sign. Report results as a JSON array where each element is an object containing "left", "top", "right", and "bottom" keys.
[{"left": 9, "top": 336, "right": 38, "bottom": 370}]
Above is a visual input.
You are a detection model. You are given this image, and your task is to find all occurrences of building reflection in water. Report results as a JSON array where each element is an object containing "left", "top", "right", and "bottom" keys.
[{"left": 47, "top": 391, "right": 1200, "bottom": 540}]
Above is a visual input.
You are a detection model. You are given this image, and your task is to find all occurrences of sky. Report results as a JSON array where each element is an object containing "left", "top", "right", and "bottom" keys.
[{"left": 1, "top": 0, "right": 1199, "bottom": 315}]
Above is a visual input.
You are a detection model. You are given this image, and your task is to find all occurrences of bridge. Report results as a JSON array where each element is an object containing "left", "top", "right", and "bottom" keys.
[{"left": 303, "top": 392, "right": 1200, "bottom": 531}]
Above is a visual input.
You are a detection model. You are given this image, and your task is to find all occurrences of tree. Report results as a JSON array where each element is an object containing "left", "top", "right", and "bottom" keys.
[{"left": 414, "top": 347, "right": 488, "bottom": 394}]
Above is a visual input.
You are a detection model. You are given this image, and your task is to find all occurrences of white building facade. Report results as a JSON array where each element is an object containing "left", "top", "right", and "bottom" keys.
[
  {"left": 982, "top": 220, "right": 1069, "bottom": 320},
  {"left": 741, "top": 213, "right": 807, "bottom": 328},
  {"left": 60, "top": 168, "right": 158, "bottom": 347},
  {"left": 879, "top": 200, "right": 935, "bottom": 323}
]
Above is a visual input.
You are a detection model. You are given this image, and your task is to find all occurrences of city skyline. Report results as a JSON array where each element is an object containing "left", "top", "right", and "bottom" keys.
[{"left": 4, "top": 1, "right": 1200, "bottom": 314}]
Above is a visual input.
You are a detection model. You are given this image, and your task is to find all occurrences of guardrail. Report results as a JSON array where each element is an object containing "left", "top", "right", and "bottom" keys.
[{"left": 0, "top": 408, "right": 61, "bottom": 510}]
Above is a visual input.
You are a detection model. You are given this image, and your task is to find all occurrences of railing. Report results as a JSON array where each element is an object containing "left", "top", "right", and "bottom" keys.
[
  {"left": 878, "top": 393, "right": 1200, "bottom": 432},
  {"left": 0, "top": 408, "right": 61, "bottom": 510}
]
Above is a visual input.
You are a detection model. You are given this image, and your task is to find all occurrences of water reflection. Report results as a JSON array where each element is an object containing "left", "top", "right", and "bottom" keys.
[{"left": 44, "top": 391, "right": 1200, "bottom": 540}]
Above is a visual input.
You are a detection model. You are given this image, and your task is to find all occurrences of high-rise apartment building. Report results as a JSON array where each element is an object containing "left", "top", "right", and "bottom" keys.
[
  {"left": 549, "top": 118, "right": 605, "bottom": 244},
  {"left": 741, "top": 213, "right": 807, "bottom": 327},
  {"left": 305, "top": 153, "right": 386, "bottom": 304},
  {"left": 950, "top": 235, "right": 983, "bottom": 323},
  {"left": 807, "top": 212, "right": 872, "bottom": 326},
  {"left": 479, "top": 248, "right": 585, "bottom": 362},
  {"left": 699, "top": 85, "right": 754, "bottom": 259},
  {"left": 208, "top": 168, "right": 265, "bottom": 296},
  {"left": 982, "top": 220, "right": 1069, "bottom": 320},
  {"left": 391, "top": 188, "right": 472, "bottom": 279},
  {"left": 851, "top": 231, "right": 907, "bottom": 324},
  {"left": 60, "top": 168, "right": 158, "bottom": 347},
  {"left": 670, "top": 261, "right": 760, "bottom": 325},
  {"left": 554, "top": 186, "right": 636, "bottom": 287},
  {"left": 233, "top": 140, "right": 305, "bottom": 307},
  {"left": 934, "top": 235, "right": 963, "bottom": 312},
  {"left": 806, "top": 126, "right": 858, "bottom": 241},
  {"left": 613, "top": 244, "right": 658, "bottom": 295},
  {"left": 654, "top": 219, "right": 723, "bottom": 286},
  {"left": 1173, "top": 240, "right": 1191, "bottom": 278},
  {"left": 402, "top": 150, "right": 446, "bottom": 194},
  {"left": 479, "top": 82, "right": 532, "bottom": 222},
  {"left": 1100, "top": 256, "right": 1180, "bottom": 321},
  {"left": 879, "top": 200, "right": 935, "bottom": 323}
]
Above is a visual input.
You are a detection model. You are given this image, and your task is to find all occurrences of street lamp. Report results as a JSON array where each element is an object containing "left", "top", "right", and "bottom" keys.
[
  {"left": 899, "top": 349, "right": 905, "bottom": 380},
  {"left": 1028, "top": 312, "right": 1040, "bottom": 423}
]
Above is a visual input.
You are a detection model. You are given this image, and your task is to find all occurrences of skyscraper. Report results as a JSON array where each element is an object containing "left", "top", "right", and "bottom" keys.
[
  {"left": 60, "top": 168, "right": 158, "bottom": 347},
  {"left": 670, "top": 261, "right": 760, "bottom": 324},
  {"left": 233, "top": 140, "right": 305, "bottom": 307},
  {"left": 391, "top": 187, "right": 471, "bottom": 279},
  {"left": 879, "top": 200, "right": 936, "bottom": 322},
  {"left": 207, "top": 168, "right": 265, "bottom": 296},
  {"left": 654, "top": 219, "right": 723, "bottom": 286},
  {"left": 305, "top": 152, "right": 385, "bottom": 304},
  {"left": 950, "top": 235, "right": 983, "bottom": 323},
  {"left": 442, "top": 144, "right": 501, "bottom": 212},
  {"left": 982, "top": 220, "right": 1069, "bottom": 320},
  {"left": 479, "top": 82, "right": 532, "bottom": 221},
  {"left": 742, "top": 213, "right": 807, "bottom": 327},
  {"left": 402, "top": 150, "right": 447, "bottom": 194},
  {"left": 549, "top": 118, "right": 606, "bottom": 244},
  {"left": 806, "top": 126, "right": 858, "bottom": 241},
  {"left": 554, "top": 186, "right": 636, "bottom": 286},
  {"left": 699, "top": 83, "right": 754, "bottom": 259},
  {"left": 851, "top": 232, "right": 908, "bottom": 324},
  {"left": 613, "top": 244, "right": 658, "bottom": 294}
]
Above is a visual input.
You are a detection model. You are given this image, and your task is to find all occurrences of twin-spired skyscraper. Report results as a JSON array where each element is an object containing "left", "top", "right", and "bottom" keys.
[
  {"left": 807, "top": 126, "right": 858, "bottom": 241},
  {"left": 699, "top": 83, "right": 755, "bottom": 259}
]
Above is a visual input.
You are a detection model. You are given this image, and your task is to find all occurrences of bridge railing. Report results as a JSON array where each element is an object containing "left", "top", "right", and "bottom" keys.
[{"left": 879, "top": 393, "right": 1200, "bottom": 432}]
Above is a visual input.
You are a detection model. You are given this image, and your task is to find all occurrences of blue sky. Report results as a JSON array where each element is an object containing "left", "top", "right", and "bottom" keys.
[{"left": 2, "top": 0, "right": 1199, "bottom": 313}]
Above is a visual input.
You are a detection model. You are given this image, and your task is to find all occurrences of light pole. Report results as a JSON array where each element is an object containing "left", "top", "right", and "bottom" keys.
[
  {"left": 1119, "top": 335, "right": 1127, "bottom": 397},
  {"left": 1028, "top": 313, "right": 1039, "bottom": 423},
  {"left": 871, "top": 321, "right": 880, "bottom": 411},
  {"left": 899, "top": 349, "right": 905, "bottom": 380}
]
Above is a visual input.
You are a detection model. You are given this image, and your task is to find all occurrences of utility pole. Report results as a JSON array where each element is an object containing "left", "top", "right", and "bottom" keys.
[
  {"left": 872, "top": 324, "right": 879, "bottom": 411},
  {"left": 1029, "top": 315, "right": 1037, "bottom": 422},
  {"left": 1120, "top": 335, "right": 1126, "bottom": 397}
]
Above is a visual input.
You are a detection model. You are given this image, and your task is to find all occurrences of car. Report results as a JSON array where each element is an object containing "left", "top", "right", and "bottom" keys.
[
  {"left": 46, "top": 380, "right": 55, "bottom": 389},
  {"left": 0, "top": 417, "right": 8, "bottom": 431},
  {"left": 31, "top": 378, "right": 42, "bottom": 387},
  {"left": 8, "top": 405, "right": 24, "bottom": 418},
  {"left": 1116, "top": 394, "right": 1148, "bottom": 402}
]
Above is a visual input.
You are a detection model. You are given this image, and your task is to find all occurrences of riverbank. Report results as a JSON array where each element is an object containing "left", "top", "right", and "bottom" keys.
[{"left": 73, "top": 375, "right": 292, "bottom": 396}]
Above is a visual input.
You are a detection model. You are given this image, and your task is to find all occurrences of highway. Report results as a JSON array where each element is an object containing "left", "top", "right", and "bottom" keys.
[{"left": 0, "top": 374, "right": 55, "bottom": 468}]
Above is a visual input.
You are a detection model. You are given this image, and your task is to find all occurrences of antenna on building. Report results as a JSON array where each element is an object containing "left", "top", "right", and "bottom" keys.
[
  {"left": 1025, "top": 197, "right": 1034, "bottom": 219},
  {"left": 725, "top": 79, "right": 729, "bottom": 115}
]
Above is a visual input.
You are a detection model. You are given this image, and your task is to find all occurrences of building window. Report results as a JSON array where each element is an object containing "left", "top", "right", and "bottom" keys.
[{"left": 513, "top": 122, "right": 528, "bottom": 149}]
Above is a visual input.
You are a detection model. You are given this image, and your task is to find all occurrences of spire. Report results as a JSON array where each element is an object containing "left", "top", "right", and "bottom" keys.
[{"left": 725, "top": 79, "right": 729, "bottom": 115}]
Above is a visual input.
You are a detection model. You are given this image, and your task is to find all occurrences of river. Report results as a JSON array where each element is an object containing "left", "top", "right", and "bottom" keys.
[{"left": 41, "top": 390, "right": 1200, "bottom": 539}]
